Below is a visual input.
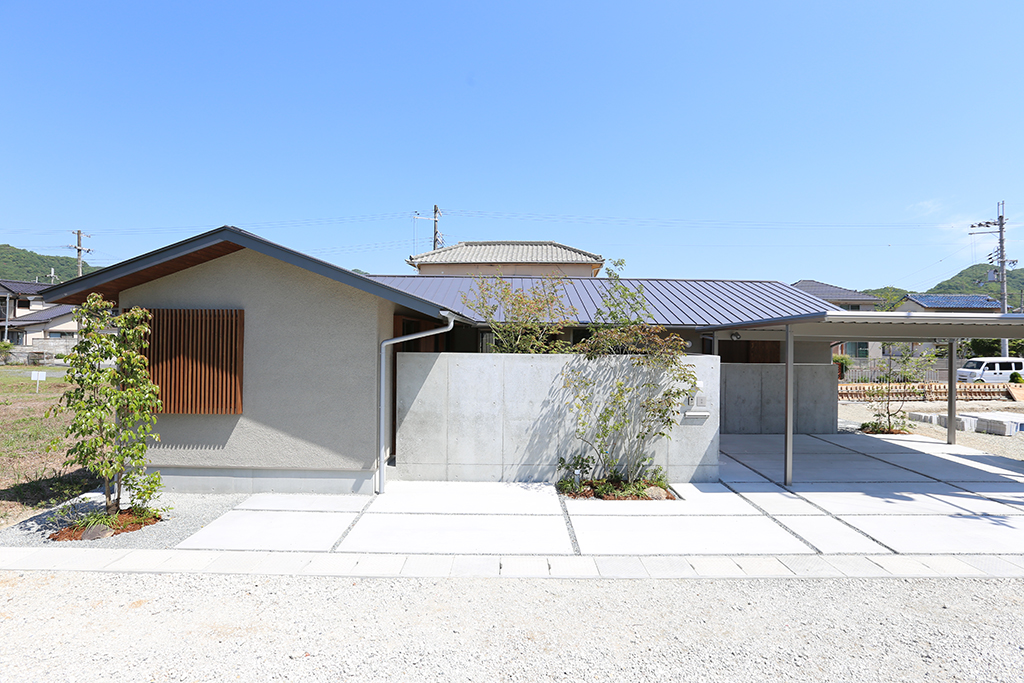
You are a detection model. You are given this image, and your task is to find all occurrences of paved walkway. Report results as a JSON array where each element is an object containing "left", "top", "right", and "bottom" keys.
[{"left": 4, "top": 432, "right": 1024, "bottom": 578}]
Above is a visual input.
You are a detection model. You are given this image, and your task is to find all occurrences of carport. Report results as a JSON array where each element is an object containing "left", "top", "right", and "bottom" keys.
[{"left": 699, "top": 311, "right": 1024, "bottom": 485}]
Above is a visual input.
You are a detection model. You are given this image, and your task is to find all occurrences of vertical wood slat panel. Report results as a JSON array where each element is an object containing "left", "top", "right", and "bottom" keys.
[{"left": 145, "top": 309, "right": 244, "bottom": 415}]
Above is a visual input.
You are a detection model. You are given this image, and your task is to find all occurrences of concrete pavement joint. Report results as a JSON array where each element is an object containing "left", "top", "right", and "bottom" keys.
[
  {"left": 328, "top": 495, "right": 377, "bottom": 552},
  {"left": 557, "top": 494, "right": 581, "bottom": 555}
]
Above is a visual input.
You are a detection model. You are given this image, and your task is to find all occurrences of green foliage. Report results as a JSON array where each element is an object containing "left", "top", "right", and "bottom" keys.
[
  {"left": 0, "top": 244, "right": 98, "bottom": 281},
  {"left": 72, "top": 510, "right": 119, "bottom": 530},
  {"left": 925, "top": 263, "right": 1024, "bottom": 298},
  {"left": 0, "top": 340, "right": 12, "bottom": 363},
  {"left": 564, "top": 260, "right": 697, "bottom": 484},
  {"left": 48, "top": 293, "right": 163, "bottom": 515},
  {"left": 962, "top": 338, "right": 1024, "bottom": 358},
  {"left": 860, "top": 286, "right": 908, "bottom": 312},
  {"left": 861, "top": 343, "right": 938, "bottom": 434},
  {"left": 1010, "top": 372, "right": 1023, "bottom": 384},
  {"left": 832, "top": 354, "right": 853, "bottom": 376},
  {"left": 460, "top": 271, "right": 577, "bottom": 353}
]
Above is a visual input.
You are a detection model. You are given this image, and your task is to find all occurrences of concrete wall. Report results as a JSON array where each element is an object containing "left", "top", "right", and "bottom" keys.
[
  {"left": 396, "top": 353, "right": 720, "bottom": 483},
  {"left": 120, "top": 248, "right": 397, "bottom": 494},
  {"left": 720, "top": 363, "right": 838, "bottom": 434}
]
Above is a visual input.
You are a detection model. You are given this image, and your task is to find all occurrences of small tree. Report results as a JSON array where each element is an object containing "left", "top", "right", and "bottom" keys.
[
  {"left": 50, "top": 293, "right": 163, "bottom": 515},
  {"left": 563, "top": 260, "right": 696, "bottom": 484},
  {"left": 0, "top": 339, "right": 12, "bottom": 364},
  {"left": 460, "top": 271, "right": 577, "bottom": 353},
  {"left": 862, "top": 342, "right": 937, "bottom": 433}
]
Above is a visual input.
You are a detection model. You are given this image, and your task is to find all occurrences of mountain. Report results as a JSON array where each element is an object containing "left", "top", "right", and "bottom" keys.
[
  {"left": 864, "top": 264, "right": 1024, "bottom": 310},
  {"left": 0, "top": 244, "right": 99, "bottom": 283}
]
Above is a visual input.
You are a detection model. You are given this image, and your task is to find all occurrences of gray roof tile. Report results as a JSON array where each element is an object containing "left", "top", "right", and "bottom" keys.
[
  {"left": 791, "top": 280, "right": 880, "bottom": 302},
  {"left": 407, "top": 241, "right": 604, "bottom": 265}
]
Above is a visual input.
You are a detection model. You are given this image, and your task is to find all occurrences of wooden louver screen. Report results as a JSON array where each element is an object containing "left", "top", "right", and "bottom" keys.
[{"left": 146, "top": 309, "right": 244, "bottom": 414}]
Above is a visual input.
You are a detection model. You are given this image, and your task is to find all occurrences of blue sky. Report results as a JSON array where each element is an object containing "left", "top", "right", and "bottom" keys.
[{"left": 2, "top": 2, "right": 1021, "bottom": 292}]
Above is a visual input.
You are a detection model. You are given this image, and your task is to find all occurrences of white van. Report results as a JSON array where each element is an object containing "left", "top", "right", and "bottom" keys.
[{"left": 956, "top": 357, "right": 1024, "bottom": 383}]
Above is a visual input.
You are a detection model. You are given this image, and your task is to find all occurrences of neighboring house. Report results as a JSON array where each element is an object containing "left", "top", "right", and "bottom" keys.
[
  {"left": 1, "top": 279, "right": 77, "bottom": 345},
  {"left": 792, "top": 280, "right": 882, "bottom": 359},
  {"left": 895, "top": 294, "right": 1002, "bottom": 355},
  {"left": 40, "top": 226, "right": 840, "bottom": 493},
  {"left": 407, "top": 241, "right": 604, "bottom": 277}
]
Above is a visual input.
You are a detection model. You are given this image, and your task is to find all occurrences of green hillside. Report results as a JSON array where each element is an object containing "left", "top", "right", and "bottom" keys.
[
  {"left": 864, "top": 264, "right": 1024, "bottom": 309},
  {"left": 0, "top": 244, "right": 99, "bottom": 282}
]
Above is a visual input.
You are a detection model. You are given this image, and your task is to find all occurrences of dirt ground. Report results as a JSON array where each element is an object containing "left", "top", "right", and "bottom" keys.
[{"left": 838, "top": 400, "right": 1024, "bottom": 461}]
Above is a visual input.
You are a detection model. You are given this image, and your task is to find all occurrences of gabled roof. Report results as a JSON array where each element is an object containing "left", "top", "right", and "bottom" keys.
[
  {"left": 41, "top": 226, "right": 461, "bottom": 321},
  {"left": 1, "top": 303, "right": 76, "bottom": 328},
  {"left": 791, "top": 280, "right": 880, "bottom": 303},
  {"left": 903, "top": 293, "right": 1001, "bottom": 310},
  {"left": 0, "top": 279, "right": 50, "bottom": 297},
  {"left": 407, "top": 241, "right": 604, "bottom": 266},
  {"left": 369, "top": 275, "right": 838, "bottom": 328}
]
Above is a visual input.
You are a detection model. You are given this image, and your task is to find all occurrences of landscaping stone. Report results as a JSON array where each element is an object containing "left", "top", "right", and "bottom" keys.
[
  {"left": 644, "top": 486, "right": 668, "bottom": 500},
  {"left": 82, "top": 525, "right": 114, "bottom": 540}
]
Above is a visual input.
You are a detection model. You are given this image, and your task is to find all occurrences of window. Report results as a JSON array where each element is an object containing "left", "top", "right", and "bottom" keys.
[
  {"left": 844, "top": 342, "right": 869, "bottom": 358},
  {"left": 1000, "top": 362, "right": 1014, "bottom": 371},
  {"left": 145, "top": 309, "right": 244, "bottom": 414},
  {"left": 840, "top": 304, "right": 861, "bottom": 311},
  {"left": 16, "top": 299, "right": 30, "bottom": 309},
  {"left": 985, "top": 363, "right": 996, "bottom": 371}
]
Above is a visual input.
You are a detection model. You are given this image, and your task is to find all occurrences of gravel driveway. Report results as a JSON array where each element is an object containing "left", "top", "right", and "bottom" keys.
[{"left": 1, "top": 571, "right": 1022, "bottom": 682}]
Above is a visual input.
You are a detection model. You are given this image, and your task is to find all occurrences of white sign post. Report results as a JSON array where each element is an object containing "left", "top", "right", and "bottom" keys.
[{"left": 30, "top": 371, "right": 46, "bottom": 393}]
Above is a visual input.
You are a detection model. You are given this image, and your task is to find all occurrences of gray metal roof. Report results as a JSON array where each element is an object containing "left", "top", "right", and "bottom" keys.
[
  {"left": 369, "top": 275, "right": 838, "bottom": 327},
  {"left": 791, "top": 279, "right": 880, "bottom": 303},
  {"left": 697, "top": 310, "right": 1024, "bottom": 342},
  {"left": 0, "top": 279, "right": 50, "bottom": 296},
  {"left": 407, "top": 241, "right": 604, "bottom": 266},
  {"left": 2, "top": 303, "right": 76, "bottom": 327}
]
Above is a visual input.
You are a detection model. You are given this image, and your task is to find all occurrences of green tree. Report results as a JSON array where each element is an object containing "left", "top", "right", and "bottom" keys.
[
  {"left": 49, "top": 293, "right": 163, "bottom": 514},
  {"left": 460, "top": 271, "right": 577, "bottom": 353},
  {"left": 564, "top": 260, "right": 697, "bottom": 483},
  {"left": 862, "top": 342, "right": 938, "bottom": 433}
]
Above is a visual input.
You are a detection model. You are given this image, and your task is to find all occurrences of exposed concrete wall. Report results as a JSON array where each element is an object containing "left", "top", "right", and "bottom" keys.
[
  {"left": 721, "top": 363, "right": 838, "bottom": 434},
  {"left": 120, "top": 249, "right": 394, "bottom": 493},
  {"left": 396, "top": 353, "right": 720, "bottom": 483}
]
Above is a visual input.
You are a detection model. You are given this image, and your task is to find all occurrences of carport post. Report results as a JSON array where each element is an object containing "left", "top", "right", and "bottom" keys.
[
  {"left": 784, "top": 324, "right": 794, "bottom": 486},
  {"left": 947, "top": 339, "right": 957, "bottom": 445}
]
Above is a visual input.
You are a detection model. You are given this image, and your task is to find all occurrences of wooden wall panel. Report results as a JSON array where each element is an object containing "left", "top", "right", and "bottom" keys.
[{"left": 146, "top": 309, "right": 244, "bottom": 414}]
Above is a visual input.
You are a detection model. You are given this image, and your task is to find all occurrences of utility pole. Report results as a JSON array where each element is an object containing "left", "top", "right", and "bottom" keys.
[
  {"left": 412, "top": 205, "right": 444, "bottom": 251},
  {"left": 67, "top": 230, "right": 93, "bottom": 278},
  {"left": 971, "top": 202, "right": 1015, "bottom": 356}
]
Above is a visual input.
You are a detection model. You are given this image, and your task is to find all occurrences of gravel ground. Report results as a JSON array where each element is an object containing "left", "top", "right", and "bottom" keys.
[
  {"left": 0, "top": 492, "right": 247, "bottom": 549},
  {"left": 0, "top": 572, "right": 1022, "bottom": 682},
  {"left": 839, "top": 401, "right": 1024, "bottom": 461}
]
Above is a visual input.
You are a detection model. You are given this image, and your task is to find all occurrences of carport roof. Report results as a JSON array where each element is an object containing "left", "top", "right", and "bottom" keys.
[{"left": 697, "top": 310, "right": 1024, "bottom": 341}]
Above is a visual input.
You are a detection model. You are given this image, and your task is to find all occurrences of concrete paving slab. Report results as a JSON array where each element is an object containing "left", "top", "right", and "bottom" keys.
[
  {"left": 840, "top": 515, "right": 1024, "bottom": 554},
  {"left": 154, "top": 550, "right": 222, "bottom": 573},
  {"left": 353, "top": 554, "right": 406, "bottom": 576},
  {"left": 4, "top": 547, "right": 126, "bottom": 571},
  {"left": 594, "top": 556, "right": 649, "bottom": 578},
  {"left": 791, "top": 483, "right": 1023, "bottom": 516},
  {"left": 450, "top": 555, "right": 501, "bottom": 578},
  {"left": 337, "top": 514, "right": 573, "bottom": 555},
  {"left": 822, "top": 555, "right": 893, "bottom": 577},
  {"left": 998, "top": 555, "right": 1024, "bottom": 569},
  {"left": 729, "top": 452, "right": 933, "bottom": 483},
  {"left": 720, "top": 434, "right": 858, "bottom": 455},
  {"left": 956, "top": 555, "right": 1024, "bottom": 577},
  {"left": 867, "top": 555, "right": 941, "bottom": 577},
  {"left": 688, "top": 556, "right": 744, "bottom": 577},
  {"left": 777, "top": 555, "right": 845, "bottom": 577},
  {"left": 774, "top": 515, "right": 892, "bottom": 554},
  {"left": 400, "top": 555, "right": 455, "bottom": 577},
  {"left": 366, "top": 481, "right": 561, "bottom": 515},
  {"left": 867, "top": 452, "right": 1020, "bottom": 482},
  {"left": 718, "top": 455, "right": 771, "bottom": 483},
  {"left": 204, "top": 551, "right": 270, "bottom": 574},
  {"left": 0, "top": 547, "right": 44, "bottom": 568},
  {"left": 812, "top": 433, "right": 928, "bottom": 455},
  {"left": 103, "top": 549, "right": 180, "bottom": 573},
  {"left": 572, "top": 516, "right": 814, "bottom": 555},
  {"left": 501, "top": 556, "right": 550, "bottom": 577},
  {"left": 249, "top": 552, "right": 317, "bottom": 575},
  {"left": 728, "top": 483, "right": 825, "bottom": 515},
  {"left": 912, "top": 555, "right": 988, "bottom": 577},
  {"left": 640, "top": 556, "right": 698, "bottom": 578},
  {"left": 176, "top": 510, "right": 356, "bottom": 552},
  {"left": 235, "top": 493, "right": 370, "bottom": 512},
  {"left": 302, "top": 554, "right": 360, "bottom": 576},
  {"left": 548, "top": 556, "right": 600, "bottom": 578},
  {"left": 955, "top": 483, "right": 1024, "bottom": 510},
  {"left": 733, "top": 556, "right": 794, "bottom": 576}
]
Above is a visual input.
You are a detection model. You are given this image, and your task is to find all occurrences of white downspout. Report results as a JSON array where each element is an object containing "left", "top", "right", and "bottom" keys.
[{"left": 377, "top": 310, "right": 456, "bottom": 494}]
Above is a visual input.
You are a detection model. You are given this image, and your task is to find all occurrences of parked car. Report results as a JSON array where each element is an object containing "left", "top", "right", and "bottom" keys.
[{"left": 956, "top": 357, "right": 1024, "bottom": 383}]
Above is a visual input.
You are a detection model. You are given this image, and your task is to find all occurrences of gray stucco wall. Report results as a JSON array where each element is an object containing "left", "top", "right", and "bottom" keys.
[
  {"left": 720, "top": 363, "right": 838, "bottom": 434},
  {"left": 120, "top": 249, "right": 396, "bottom": 493},
  {"left": 395, "top": 353, "right": 720, "bottom": 483}
]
